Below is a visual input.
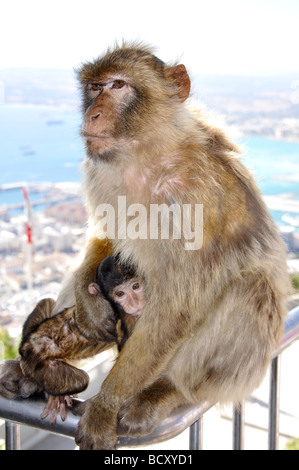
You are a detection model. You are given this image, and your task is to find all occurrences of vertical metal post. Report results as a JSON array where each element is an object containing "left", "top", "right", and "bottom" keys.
[
  {"left": 233, "top": 402, "right": 244, "bottom": 450},
  {"left": 189, "top": 417, "right": 203, "bottom": 450},
  {"left": 268, "top": 355, "right": 281, "bottom": 450},
  {"left": 5, "top": 421, "right": 20, "bottom": 450}
]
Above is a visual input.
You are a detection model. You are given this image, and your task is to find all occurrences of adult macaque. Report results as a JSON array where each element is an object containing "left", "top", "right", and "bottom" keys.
[
  {"left": 73, "top": 43, "right": 290, "bottom": 449},
  {"left": 0, "top": 43, "right": 291, "bottom": 449}
]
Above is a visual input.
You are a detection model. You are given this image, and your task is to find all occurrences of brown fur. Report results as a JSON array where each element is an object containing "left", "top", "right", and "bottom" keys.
[{"left": 73, "top": 43, "right": 290, "bottom": 449}]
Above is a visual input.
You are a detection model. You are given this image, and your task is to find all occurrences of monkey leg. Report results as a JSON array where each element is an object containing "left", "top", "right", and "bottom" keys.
[{"left": 117, "top": 377, "right": 189, "bottom": 437}]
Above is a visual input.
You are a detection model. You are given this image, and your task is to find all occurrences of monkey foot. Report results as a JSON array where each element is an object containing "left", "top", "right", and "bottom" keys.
[{"left": 41, "top": 394, "right": 77, "bottom": 425}]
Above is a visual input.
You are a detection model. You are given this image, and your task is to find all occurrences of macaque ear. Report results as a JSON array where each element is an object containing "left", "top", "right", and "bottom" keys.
[{"left": 165, "top": 64, "right": 191, "bottom": 101}]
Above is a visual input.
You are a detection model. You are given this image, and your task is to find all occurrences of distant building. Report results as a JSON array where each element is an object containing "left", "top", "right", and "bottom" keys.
[
  {"left": 0, "top": 208, "right": 10, "bottom": 222},
  {"left": 43, "top": 226, "right": 73, "bottom": 252},
  {"left": 45, "top": 200, "right": 87, "bottom": 225},
  {"left": 0, "top": 230, "right": 21, "bottom": 253}
]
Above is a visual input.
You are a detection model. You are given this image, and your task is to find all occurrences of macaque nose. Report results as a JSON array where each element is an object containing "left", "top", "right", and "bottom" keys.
[
  {"left": 127, "top": 293, "right": 138, "bottom": 309},
  {"left": 91, "top": 112, "right": 101, "bottom": 121}
]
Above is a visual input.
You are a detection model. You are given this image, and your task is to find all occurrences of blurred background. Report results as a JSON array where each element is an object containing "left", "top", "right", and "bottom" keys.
[{"left": 0, "top": 0, "right": 298, "bottom": 450}]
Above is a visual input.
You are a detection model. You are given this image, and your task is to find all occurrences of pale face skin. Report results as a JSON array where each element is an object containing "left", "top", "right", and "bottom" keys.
[
  {"left": 88, "top": 279, "right": 145, "bottom": 317},
  {"left": 111, "top": 278, "right": 145, "bottom": 317}
]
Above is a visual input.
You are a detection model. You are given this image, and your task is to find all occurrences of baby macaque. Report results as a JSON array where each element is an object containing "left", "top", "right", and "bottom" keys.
[
  {"left": 89, "top": 254, "right": 145, "bottom": 351},
  {"left": 16, "top": 256, "right": 143, "bottom": 424}
]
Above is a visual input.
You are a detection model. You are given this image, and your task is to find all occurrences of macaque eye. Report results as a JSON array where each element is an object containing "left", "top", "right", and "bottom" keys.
[
  {"left": 132, "top": 283, "right": 139, "bottom": 290},
  {"left": 89, "top": 83, "right": 103, "bottom": 92},
  {"left": 112, "top": 80, "right": 126, "bottom": 89},
  {"left": 115, "top": 290, "right": 125, "bottom": 297}
]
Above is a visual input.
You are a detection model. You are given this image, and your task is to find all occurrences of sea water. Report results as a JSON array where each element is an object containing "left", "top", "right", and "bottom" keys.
[{"left": 0, "top": 105, "right": 299, "bottom": 227}]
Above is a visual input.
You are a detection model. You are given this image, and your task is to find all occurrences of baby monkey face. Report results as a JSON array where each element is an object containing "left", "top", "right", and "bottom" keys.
[{"left": 112, "top": 279, "right": 145, "bottom": 317}]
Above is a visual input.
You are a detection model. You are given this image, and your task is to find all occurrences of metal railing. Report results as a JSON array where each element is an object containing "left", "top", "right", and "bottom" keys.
[{"left": 1, "top": 306, "right": 298, "bottom": 450}]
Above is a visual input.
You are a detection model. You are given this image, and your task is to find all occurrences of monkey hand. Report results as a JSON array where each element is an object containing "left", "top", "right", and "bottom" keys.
[
  {"left": 75, "top": 395, "right": 118, "bottom": 450},
  {"left": 0, "top": 359, "right": 42, "bottom": 400}
]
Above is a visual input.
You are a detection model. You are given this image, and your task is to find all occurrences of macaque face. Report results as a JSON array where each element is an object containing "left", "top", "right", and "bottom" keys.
[
  {"left": 111, "top": 279, "right": 145, "bottom": 317},
  {"left": 81, "top": 75, "right": 138, "bottom": 158},
  {"left": 77, "top": 47, "right": 187, "bottom": 161}
]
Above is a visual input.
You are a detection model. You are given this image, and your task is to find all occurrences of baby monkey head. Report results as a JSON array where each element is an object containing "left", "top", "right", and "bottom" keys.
[{"left": 96, "top": 254, "right": 145, "bottom": 317}]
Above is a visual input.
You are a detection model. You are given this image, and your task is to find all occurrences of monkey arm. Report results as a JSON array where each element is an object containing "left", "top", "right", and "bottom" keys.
[{"left": 103, "top": 311, "right": 185, "bottom": 398}]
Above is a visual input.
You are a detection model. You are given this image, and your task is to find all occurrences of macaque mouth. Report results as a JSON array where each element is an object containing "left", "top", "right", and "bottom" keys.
[
  {"left": 82, "top": 133, "right": 110, "bottom": 141},
  {"left": 82, "top": 132, "right": 118, "bottom": 160}
]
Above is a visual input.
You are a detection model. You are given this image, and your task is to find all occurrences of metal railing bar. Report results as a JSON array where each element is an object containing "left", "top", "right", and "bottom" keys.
[
  {"left": 5, "top": 421, "right": 20, "bottom": 450},
  {"left": 0, "top": 395, "right": 80, "bottom": 439},
  {"left": 268, "top": 356, "right": 281, "bottom": 450},
  {"left": 189, "top": 417, "right": 203, "bottom": 450},
  {"left": 0, "top": 393, "right": 212, "bottom": 448},
  {"left": 232, "top": 402, "right": 245, "bottom": 450}
]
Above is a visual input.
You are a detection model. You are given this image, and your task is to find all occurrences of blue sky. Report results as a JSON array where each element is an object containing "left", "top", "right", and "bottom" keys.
[{"left": 1, "top": 0, "right": 299, "bottom": 75}]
